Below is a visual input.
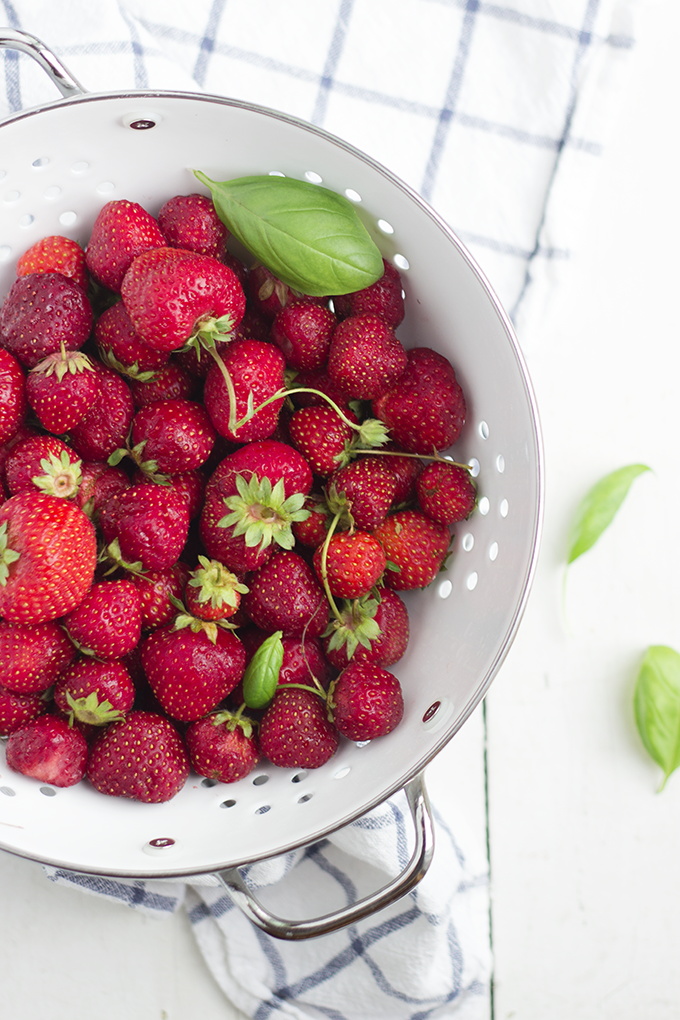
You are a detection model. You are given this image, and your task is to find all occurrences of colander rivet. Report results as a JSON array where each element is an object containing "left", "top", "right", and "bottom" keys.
[
  {"left": 129, "top": 119, "right": 156, "bottom": 130},
  {"left": 422, "top": 702, "right": 441, "bottom": 724}
]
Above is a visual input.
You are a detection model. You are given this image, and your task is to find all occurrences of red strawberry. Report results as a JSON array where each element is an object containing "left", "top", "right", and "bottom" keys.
[
  {"left": 121, "top": 247, "right": 246, "bottom": 352},
  {"left": 4, "top": 434, "right": 81, "bottom": 499},
  {"left": 132, "top": 468, "right": 206, "bottom": 520},
  {"left": 124, "top": 398, "right": 216, "bottom": 477},
  {"left": 73, "top": 460, "right": 130, "bottom": 521},
  {"left": 69, "top": 361, "right": 135, "bottom": 461},
  {"left": 258, "top": 686, "right": 339, "bottom": 769},
  {"left": 86, "top": 710, "right": 190, "bottom": 802},
  {"left": 323, "top": 588, "right": 410, "bottom": 669},
  {"left": 184, "top": 556, "right": 248, "bottom": 621},
  {"left": 313, "top": 530, "right": 386, "bottom": 599},
  {"left": 141, "top": 624, "right": 246, "bottom": 721},
  {"left": 248, "top": 263, "right": 321, "bottom": 320},
  {"left": 372, "top": 347, "right": 467, "bottom": 454},
  {"left": 242, "top": 629, "right": 332, "bottom": 689},
  {"left": 203, "top": 338, "right": 285, "bottom": 443},
  {"left": 26, "top": 346, "right": 101, "bottom": 434},
  {"left": 243, "top": 550, "right": 329, "bottom": 638},
  {"left": 158, "top": 193, "right": 230, "bottom": 260},
  {"left": 271, "top": 301, "right": 337, "bottom": 370},
  {"left": 327, "top": 314, "right": 407, "bottom": 400},
  {"left": 328, "top": 456, "right": 397, "bottom": 531},
  {"left": 16, "top": 235, "right": 89, "bottom": 292},
  {"left": 416, "top": 460, "right": 477, "bottom": 524},
  {"left": 380, "top": 443, "right": 424, "bottom": 503},
  {"left": 0, "top": 349, "right": 27, "bottom": 445},
  {"left": 128, "top": 359, "right": 199, "bottom": 409},
  {"left": 129, "top": 563, "right": 188, "bottom": 630},
  {"left": 372, "top": 509, "right": 451, "bottom": 590},
  {"left": 292, "top": 493, "right": 330, "bottom": 548},
  {"left": 0, "top": 618, "right": 76, "bottom": 694},
  {"left": 0, "top": 492, "right": 97, "bottom": 624},
  {"left": 63, "top": 579, "right": 142, "bottom": 659},
  {"left": 0, "top": 684, "right": 47, "bottom": 736},
  {"left": 6, "top": 714, "right": 89, "bottom": 787},
  {"left": 94, "top": 301, "right": 169, "bottom": 380},
  {"left": 288, "top": 366, "right": 351, "bottom": 410},
  {"left": 185, "top": 710, "right": 260, "bottom": 784},
  {"left": 100, "top": 483, "right": 190, "bottom": 572},
  {"left": 53, "top": 658, "right": 136, "bottom": 726},
  {"left": 332, "top": 258, "right": 405, "bottom": 328},
  {"left": 288, "top": 405, "right": 355, "bottom": 476},
  {"left": 0, "top": 272, "right": 93, "bottom": 368},
  {"left": 328, "top": 662, "right": 404, "bottom": 741},
  {"left": 85, "top": 200, "right": 166, "bottom": 292}
]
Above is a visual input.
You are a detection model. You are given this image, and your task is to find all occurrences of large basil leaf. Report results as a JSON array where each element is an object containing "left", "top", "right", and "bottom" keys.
[
  {"left": 194, "top": 172, "right": 384, "bottom": 296},
  {"left": 634, "top": 645, "right": 680, "bottom": 790},
  {"left": 242, "top": 630, "right": 284, "bottom": 709},
  {"left": 567, "top": 464, "right": 651, "bottom": 564}
]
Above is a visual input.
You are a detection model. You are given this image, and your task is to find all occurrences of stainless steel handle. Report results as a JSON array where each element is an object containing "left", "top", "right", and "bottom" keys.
[
  {"left": 0, "top": 28, "right": 86, "bottom": 99},
  {"left": 216, "top": 772, "right": 435, "bottom": 941}
]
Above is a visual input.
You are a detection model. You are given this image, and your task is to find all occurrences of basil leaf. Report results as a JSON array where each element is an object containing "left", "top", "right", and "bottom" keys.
[
  {"left": 567, "top": 463, "right": 651, "bottom": 564},
  {"left": 242, "top": 630, "right": 284, "bottom": 709},
  {"left": 193, "top": 172, "right": 384, "bottom": 297},
  {"left": 634, "top": 645, "right": 680, "bottom": 790}
]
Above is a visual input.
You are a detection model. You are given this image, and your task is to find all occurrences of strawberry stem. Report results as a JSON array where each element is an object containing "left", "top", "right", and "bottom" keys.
[
  {"left": 207, "top": 345, "right": 240, "bottom": 435},
  {"left": 315, "top": 509, "right": 346, "bottom": 623}
]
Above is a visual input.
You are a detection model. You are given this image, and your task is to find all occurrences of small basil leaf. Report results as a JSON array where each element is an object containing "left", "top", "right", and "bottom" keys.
[
  {"left": 193, "top": 172, "right": 384, "bottom": 297},
  {"left": 242, "top": 630, "right": 284, "bottom": 709},
  {"left": 634, "top": 645, "right": 680, "bottom": 790},
  {"left": 567, "top": 463, "right": 651, "bottom": 564}
]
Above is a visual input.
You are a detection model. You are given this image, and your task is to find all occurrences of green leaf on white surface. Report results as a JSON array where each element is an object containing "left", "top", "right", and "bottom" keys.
[
  {"left": 567, "top": 463, "right": 651, "bottom": 564},
  {"left": 634, "top": 645, "right": 680, "bottom": 791}
]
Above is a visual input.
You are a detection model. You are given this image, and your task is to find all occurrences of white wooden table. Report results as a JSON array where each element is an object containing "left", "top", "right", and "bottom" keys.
[{"left": 1, "top": 3, "right": 679, "bottom": 1016}]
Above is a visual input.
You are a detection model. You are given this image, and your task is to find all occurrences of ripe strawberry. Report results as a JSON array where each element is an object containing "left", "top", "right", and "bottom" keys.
[
  {"left": 94, "top": 301, "right": 169, "bottom": 380},
  {"left": 373, "top": 509, "right": 451, "bottom": 590},
  {"left": 323, "top": 588, "right": 410, "bottom": 669},
  {"left": 53, "top": 657, "right": 136, "bottom": 726},
  {"left": 288, "top": 366, "right": 351, "bottom": 409},
  {"left": 0, "top": 684, "right": 47, "bottom": 736},
  {"left": 69, "top": 361, "right": 135, "bottom": 461},
  {"left": 203, "top": 338, "right": 285, "bottom": 443},
  {"left": 4, "top": 434, "right": 81, "bottom": 499},
  {"left": 185, "top": 710, "right": 260, "bottom": 783},
  {"left": 129, "top": 563, "right": 188, "bottom": 630},
  {"left": 416, "top": 460, "right": 477, "bottom": 524},
  {"left": 288, "top": 405, "right": 355, "bottom": 476},
  {"left": 332, "top": 258, "right": 405, "bottom": 328},
  {"left": 248, "top": 263, "right": 326, "bottom": 320},
  {"left": 85, "top": 200, "right": 166, "bottom": 292},
  {"left": 158, "top": 193, "right": 230, "bottom": 260},
  {"left": 100, "top": 483, "right": 190, "bottom": 572},
  {"left": 132, "top": 468, "right": 206, "bottom": 520},
  {"left": 327, "top": 314, "right": 407, "bottom": 400},
  {"left": 16, "top": 235, "right": 89, "bottom": 291},
  {"left": 184, "top": 556, "right": 248, "bottom": 621},
  {"left": 121, "top": 247, "right": 246, "bottom": 352},
  {"left": 86, "top": 710, "right": 190, "bottom": 802},
  {"left": 6, "top": 714, "right": 89, "bottom": 787},
  {"left": 243, "top": 550, "right": 329, "bottom": 638},
  {"left": 372, "top": 347, "right": 467, "bottom": 454},
  {"left": 327, "top": 456, "right": 397, "bottom": 530},
  {"left": 63, "top": 579, "right": 142, "bottom": 659},
  {"left": 26, "top": 346, "right": 101, "bottom": 434},
  {"left": 271, "top": 301, "right": 336, "bottom": 370},
  {"left": 0, "top": 349, "right": 27, "bottom": 445},
  {"left": 292, "top": 493, "right": 330, "bottom": 548},
  {"left": 242, "top": 629, "right": 332, "bottom": 689},
  {"left": 0, "top": 618, "right": 76, "bottom": 694},
  {"left": 0, "top": 492, "right": 97, "bottom": 624},
  {"left": 128, "top": 359, "right": 199, "bottom": 409},
  {"left": 0, "top": 271, "right": 93, "bottom": 368},
  {"left": 380, "top": 443, "right": 424, "bottom": 503},
  {"left": 328, "top": 662, "right": 404, "bottom": 741},
  {"left": 123, "top": 398, "right": 216, "bottom": 479},
  {"left": 73, "top": 460, "right": 130, "bottom": 521},
  {"left": 258, "top": 686, "right": 339, "bottom": 769},
  {"left": 141, "top": 624, "right": 246, "bottom": 721},
  {"left": 313, "top": 530, "right": 386, "bottom": 599}
]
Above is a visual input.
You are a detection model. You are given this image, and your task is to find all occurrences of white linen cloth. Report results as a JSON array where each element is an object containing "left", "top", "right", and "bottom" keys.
[{"left": 0, "top": 1, "right": 644, "bottom": 1017}]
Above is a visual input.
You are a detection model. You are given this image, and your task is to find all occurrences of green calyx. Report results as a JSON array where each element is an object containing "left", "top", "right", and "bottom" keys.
[
  {"left": 188, "top": 555, "right": 249, "bottom": 611},
  {"left": 108, "top": 439, "right": 169, "bottom": 485},
  {"left": 208, "top": 708, "right": 255, "bottom": 741},
  {"left": 188, "top": 313, "right": 237, "bottom": 352},
  {"left": 65, "top": 691, "right": 126, "bottom": 726},
  {"left": 32, "top": 450, "right": 82, "bottom": 499},
  {"left": 99, "top": 345, "right": 158, "bottom": 383},
  {"left": 99, "top": 538, "right": 146, "bottom": 577},
  {"left": 322, "top": 595, "right": 382, "bottom": 660},
  {"left": 0, "top": 521, "right": 20, "bottom": 586},
  {"left": 218, "top": 473, "right": 310, "bottom": 552},
  {"left": 32, "top": 341, "right": 96, "bottom": 384}
]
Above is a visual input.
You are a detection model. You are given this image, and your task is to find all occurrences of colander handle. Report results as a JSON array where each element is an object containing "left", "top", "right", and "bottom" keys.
[
  {"left": 0, "top": 29, "right": 86, "bottom": 99},
  {"left": 215, "top": 771, "right": 434, "bottom": 941}
]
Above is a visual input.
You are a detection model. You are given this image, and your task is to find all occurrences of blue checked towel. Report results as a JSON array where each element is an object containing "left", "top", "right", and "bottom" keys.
[{"left": 0, "top": 1, "right": 643, "bottom": 1017}]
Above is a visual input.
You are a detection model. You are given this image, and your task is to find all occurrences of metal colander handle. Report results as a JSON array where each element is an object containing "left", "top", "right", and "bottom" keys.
[{"left": 0, "top": 28, "right": 85, "bottom": 98}]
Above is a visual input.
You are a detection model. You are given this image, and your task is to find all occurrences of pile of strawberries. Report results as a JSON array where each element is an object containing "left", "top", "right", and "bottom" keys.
[{"left": 0, "top": 192, "right": 475, "bottom": 804}]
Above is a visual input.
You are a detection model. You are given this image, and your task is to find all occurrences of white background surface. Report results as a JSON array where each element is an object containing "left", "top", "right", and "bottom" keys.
[{"left": 1, "top": 1, "right": 679, "bottom": 1016}]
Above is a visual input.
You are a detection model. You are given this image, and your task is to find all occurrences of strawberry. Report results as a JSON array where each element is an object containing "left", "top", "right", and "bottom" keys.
[
  {"left": 380, "top": 443, "right": 424, "bottom": 503},
  {"left": 327, "top": 314, "right": 407, "bottom": 400},
  {"left": 415, "top": 459, "right": 476, "bottom": 524},
  {"left": 372, "top": 509, "right": 451, "bottom": 590},
  {"left": 184, "top": 556, "right": 248, "bottom": 621},
  {"left": 271, "top": 301, "right": 336, "bottom": 370},
  {"left": 6, "top": 714, "right": 89, "bottom": 787},
  {"left": 242, "top": 628, "right": 332, "bottom": 689},
  {"left": 0, "top": 492, "right": 97, "bottom": 624},
  {"left": 121, "top": 247, "right": 246, "bottom": 352},
  {"left": 203, "top": 338, "right": 285, "bottom": 443},
  {"left": 0, "top": 272, "right": 93, "bottom": 368},
  {"left": 328, "top": 662, "right": 404, "bottom": 741},
  {"left": 243, "top": 550, "right": 329, "bottom": 638},
  {"left": 73, "top": 460, "right": 130, "bottom": 521},
  {"left": 258, "top": 686, "right": 339, "bottom": 769},
  {"left": 141, "top": 624, "right": 246, "bottom": 721},
  {"left": 157, "top": 193, "right": 230, "bottom": 261},
  {"left": 327, "top": 456, "right": 397, "bottom": 531},
  {"left": 372, "top": 347, "right": 467, "bottom": 454},
  {"left": 292, "top": 493, "right": 330, "bottom": 548},
  {"left": 248, "top": 263, "right": 313, "bottom": 320},
  {"left": 0, "top": 618, "right": 76, "bottom": 694},
  {"left": 63, "top": 579, "right": 142, "bottom": 659},
  {"left": 313, "top": 530, "right": 386, "bottom": 600},
  {"left": 132, "top": 468, "right": 206, "bottom": 520},
  {"left": 69, "top": 361, "right": 135, "bottom": 461},
  {"left": 16, "top": 235, "right": 89, "bottom": 292},
  {"left": 332, "top": 258, "right": 405, "bottom": 328},
  {"left": 85, "top": 200, "right": 166, "bottom": 292},
  {"left": 185, "top": 710, "right": 260, "bottom": 783},
  {"left": 53, "top": 657, "right": 136, "bottom": 726},
  {"left": 323, "top": 588, "right": 410, "bottom": 669},
  {"left": 0, "top": 684, "right": 47, "bottom": 736},
  {"left": 122, "top": 398, "right": 216, "bottom": 478},
  {"left": 288, "top": 366, "right": 351, "bottom": 410},
  {"left": 86, "top": 710, "right": 190, "bottom": 802},
  {"left": 26, "top": 346, "right": 101, "bottom": 434},
  {"left": 0, "top": 349, "right": 27, "bottom": 445},
  {"left": 99, "top": 483, "right": 190, "bottom": 572},
  {"left": 4, "top": 434, "right": 81, "bottom": 499},
  {"left": 94, "top": 301, "right": 169, "bottom": 380},
  {"left": 129, "top": 563, "right": 188, "bottom": 630},
  {"left": 128, "top": 359, "right": 199, "bottom": 409},
  {"left": 288, "top": 405, "right": 355, "bottom": 476}
]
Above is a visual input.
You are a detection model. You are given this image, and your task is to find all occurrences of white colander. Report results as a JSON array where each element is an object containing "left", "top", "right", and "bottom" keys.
[{"left": 0, "top": 29, "right": 543, "bottom": 940}]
